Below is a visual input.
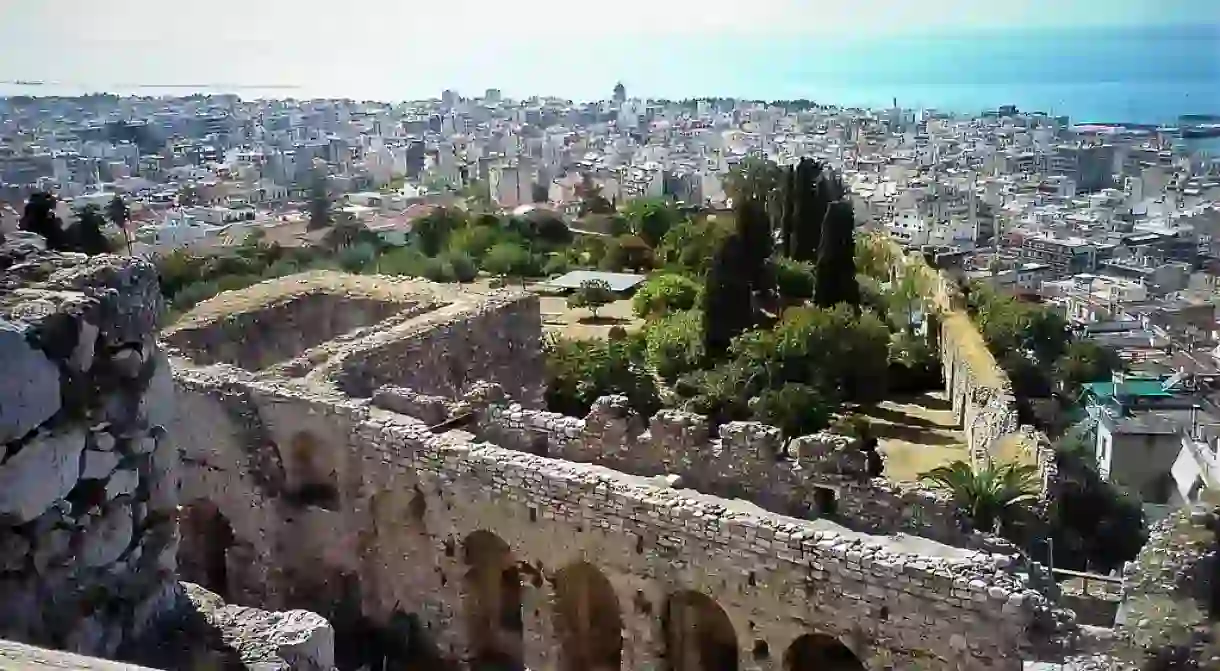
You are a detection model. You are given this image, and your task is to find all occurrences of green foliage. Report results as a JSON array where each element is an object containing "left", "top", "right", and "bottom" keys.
[
  {"left": 372, "top": 246, "right": 429, "bottom": 276},
  {"left": 575, "top": 174, "right": 615, "bottom": 216},
  {"left": 644, "top": 310, "right": 705, "bottom": 381},
  {"left": 731, "top": 304, "right": 891, "bottom": 404},
  {"left": 73, "top": 204, "right": 113, "bottom": 255},
  {"left": 632, "top": 274, "right": 701, "bottom": 319},
  {"left": 675, "top": 361, "right": 759, "bottom": 427},
  {"left": 724, "top": 156, "right": 783, "bottom": 204},
  {"left": 888, "top": 333, "right": 942, "bottom": 394},
  {"left": 600, "top": 234, "right": 653, "bottom": 273},
  {"left": 1047, "top": 438, "right": 1148, "bottom": 573},
  {"left": 774, "top": 258, "right": 816, "bottom": 302},
  {"left": 701, "top": 233, "right": 756, "bottom": 358},
  {"left": 543, "top": 254, "right": 570, "bottom": 276},
  {"left": 921, "top": 460, "right": 1040, "bottom": 533},
  {"left": 567, "top": 279, "right": 615, "bottom": 319},
  {"left": 443, "top": 251, "right": 479, "bottom": 283},
  {"left": 543, "top": 336, "right": 660, "bottom": 418},
  {"left": 967, "top": 282, "right": 1071, "bottom": 404},
  {"left": 337, "top": 242, "right": 377, "bottom": 273},
  {"left": 751, "top": 384, "right": 833, "bottom": 438},
  {"left": 1055, "top": 341, "right": 1123, "bottom": 399},
  {"left": 855, "top": 231, "right": 899, "bottom": 282},
  {"left": 623, "top": 198, "right": 681, "bottom": 248},
  {"left": 482, "top": 242, "right": 531, "bottom": 279},
  {"left": 813, "top": 200, "right": 860, "bottom": 308},
  {"left": 656, "top": 216, "right": 732, "bottom": 277},
  {"left": 446, "top": 222, "right": 500, "bottom": 260},
  {"left": 308, "top": 171, "right": 332, "bottom": 230},
  {"left": 413, "top": 207, "right": 465, "bottom": 256}
]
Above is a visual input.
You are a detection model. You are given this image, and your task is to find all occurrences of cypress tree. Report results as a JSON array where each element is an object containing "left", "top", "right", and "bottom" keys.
[
  {"left": 702, "top": 233, "right": 754, "bottom": 359},
  {"left": 779, "top": 166, "right": 797, "bottom": 257},
  {"left": 791, "top": 158, "right": 830, "bottom": 263},
  {"left": 814, "top": 199, "right": 861, "bottom": 309},
  {"left": 735, "top": 195, "right": 773, "bottom": 294}
]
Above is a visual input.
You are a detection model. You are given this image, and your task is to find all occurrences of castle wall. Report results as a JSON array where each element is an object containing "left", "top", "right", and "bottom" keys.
[
  {"left": 326, "top": 293, "right": 544, "bottom": 407},
  {"left": 475, "top": 395, "right": 985, "bottom": 548},
  {"left": 173, "top": 374, "right": 1060, "bottom": 671},
  {"left": 0, "top": 254, "right": 178, "bottom": 659}
]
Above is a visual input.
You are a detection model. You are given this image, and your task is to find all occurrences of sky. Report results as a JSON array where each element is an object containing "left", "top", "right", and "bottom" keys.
[{"left": 0, "top": 0, "right": 1216, "bottom": 101}]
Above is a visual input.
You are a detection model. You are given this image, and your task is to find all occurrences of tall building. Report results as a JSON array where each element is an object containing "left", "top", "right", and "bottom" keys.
[
  {"left": 441, "top": 89, "right": 458, "bottom": 110},
  {"left": 613, "top": 82, "right": 627, "bottom": 104}
]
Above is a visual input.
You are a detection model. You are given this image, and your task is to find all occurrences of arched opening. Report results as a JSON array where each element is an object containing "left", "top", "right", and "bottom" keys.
[
  {"left": 784, "top": 633, "right": 864, "bottom": 671},
  {"left": 553, "top": 562, "right": 623, "bottom": 671},
  {"left": 285, "top": 431, "right": 339, "bottom": 510},
  {"left": 178, "top": 500, "right": 236, "bottom": 599},
  {"left": 463, "top": 531, "right": 524, "bottom": 671},
  {"left": 662, "top": 591, "right": 738, "bottom": 671}
]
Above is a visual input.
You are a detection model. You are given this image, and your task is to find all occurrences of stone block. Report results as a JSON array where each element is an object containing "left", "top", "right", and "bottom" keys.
[
  {"left": 81, "top": 450, "right": 121, "bottom": 480},
  {"left": 0, "top": 428, "right": 86, "bottom": 523},
  {"left": 0, "top": 319, "right": 62, "bottom": 443},
  {"left": 106, "top": 469, "right": 139, "bottom": 500},
  {"left": 80, "top": 502, "right": 133, "bottom": 568}
]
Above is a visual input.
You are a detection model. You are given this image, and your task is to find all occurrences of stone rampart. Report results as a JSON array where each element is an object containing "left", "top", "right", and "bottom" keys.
[
  {"left": 898, "top": 245, "right": 1057, "bottom": 490},
  {"left": 0, "top": 248, "right": 178, "bottom": 659},
  {"left": 474, "top": 393, "right": 992, "bottom": 549},
  {"left": 171, "top": 367, "right": 1073, "bottom": 670}
]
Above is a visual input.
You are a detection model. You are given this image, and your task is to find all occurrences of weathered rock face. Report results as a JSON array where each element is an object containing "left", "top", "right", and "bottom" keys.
[{"left": 0, "top": 244, "right": 178, "bottom": 659}]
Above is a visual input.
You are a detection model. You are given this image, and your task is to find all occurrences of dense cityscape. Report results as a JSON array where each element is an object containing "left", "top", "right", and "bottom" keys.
[{"left": 2, "top": 83, "right": 1220, "bottom": 671}]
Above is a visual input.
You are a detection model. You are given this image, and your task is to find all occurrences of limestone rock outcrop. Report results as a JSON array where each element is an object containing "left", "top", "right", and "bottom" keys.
[{"left": 0, "top": 243, "right": 178, "bottom": 658}]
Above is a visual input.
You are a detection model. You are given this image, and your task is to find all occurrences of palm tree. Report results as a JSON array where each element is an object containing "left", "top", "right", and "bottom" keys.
[{"left": 920, "top": 460, "right": 1039, "bottom": 533}]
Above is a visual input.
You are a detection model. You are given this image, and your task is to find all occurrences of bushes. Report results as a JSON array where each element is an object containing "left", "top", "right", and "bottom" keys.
[
  {"left": 751, "top": 384, "right": 833, "bottom": 438},
  {"left": 632, "top": 274, "right": 701, "bottom": 319},
  {"left": 644, "top": 310, "right": 705, "bottom": 381},
  {"left": 543, "top": 336, "right": 660, "bottom": 418},
  {"left": 774, "top": 257, "right": 816, "bottom": 302}
]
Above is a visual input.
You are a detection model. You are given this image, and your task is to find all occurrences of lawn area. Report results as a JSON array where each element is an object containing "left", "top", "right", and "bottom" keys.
[
  {"left": 857, "top": 391, "right": 970, "bottom": 484},
  {"left": 451, "top": 277, "right": 645, "bottom": 340}
]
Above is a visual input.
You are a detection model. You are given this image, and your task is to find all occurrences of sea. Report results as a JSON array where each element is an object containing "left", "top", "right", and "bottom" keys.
[{"left": 1, "top": 24, "right": 1217, "bottom": 125}]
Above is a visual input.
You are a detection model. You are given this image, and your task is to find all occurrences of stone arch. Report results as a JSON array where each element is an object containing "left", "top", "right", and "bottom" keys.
[
  {"left": 662, "top": 591, "right": 738, "bottom": 671},
  {"left": 783, "top": 633, "right": 864, "bottom": 671},
  {"left": 284, "top": 431, "right": 338, "bottom": 509},
  {"left": 178, "top": 500, "right": 236, "bottom": 598},
  {"left": 552, "top": 561, "right": 623, "bottom": 671},
  {"left": 462, "top": 530, "right": 524, "bottom": 670}
]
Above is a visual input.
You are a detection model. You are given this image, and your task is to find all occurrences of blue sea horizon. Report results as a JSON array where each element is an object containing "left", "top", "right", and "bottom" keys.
[{"left": 1, "top": 23, "right": 1216, "bottom": 125}]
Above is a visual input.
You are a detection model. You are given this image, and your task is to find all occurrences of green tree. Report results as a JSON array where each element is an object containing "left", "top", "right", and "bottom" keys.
[
  {"left": 443, "top": 251, "right": 479, "bottom": 283},
  {"left": 1055, "top": 341, "right": 1123, "bottom": 400},
  {"left": 567, "top": 279, "right": 616, "bottom": 320},
  {"left": 106, "top": 194, "right": 132, "bottom": 255},
  {"left": 752, "top": 383, "right": 833, "bottom": 439},
  {"left": 575, "top": 173, "right": 614, "bottom": 215},
  {"left": 632, "top": 274, "right": 701, "bottom": 319},
  {"left": 724, "top": 156, "right": 782, "bottom": 205},
  {"left": 813, "top": 200, "right": 860, "bottom": 309},
  {"left": 920, "top": 461, "right": 1040, "bottom": 533},
  {"left": 177, "top": 183, "right": 202, "bottom": 207},
  {"left": 531, "top": 182, "right": 550, "bottom": 203},
  {"left": 544, "top": 336, "right": 660, "bottom": 418},
  {"left": 413, "top": 207, "right": 465, "bottom": 257},
  {"left": 447, "top": 222, "right": 501, "bottom": 261},
  {"left": 774, "top": 257, "right": 816, "bottom": 302},
  {"left": 657, "top": 216, "right": 733, "bottom": 277},
  {"left": 323, "top": 218, "right": 366, "bottom": 252},
  {"left": 734, "top": 196, "right": 774, "bottom": 297},
  {"left": 644, "top": 309, "right": 705, "bottom": 381},
  {"left": 791, "top": 158, "right": 839, "bottom": 263},
  {"left": 600, "top": 234, "right": 653, "bottom": 273},
  {"left": 701, "top": 233, "right": 755, "bottom": 359},
  {"left": 1048, "top": 438, "right": 1147, "bottom": 573},
  {"left": 308, "top": 171, "right": 332, "bottom": 230},
  {"left": 482, "top": 242, "right": 531, "bottom": 282},
  {"left": 624, "top": 198, "right": 680, "bottom": 248},
  {"left": 19, "top": 192, "right": 69, "bottom": 251},
  {"left": 73, "top": 204, "right": 112, "bottom": 255}
]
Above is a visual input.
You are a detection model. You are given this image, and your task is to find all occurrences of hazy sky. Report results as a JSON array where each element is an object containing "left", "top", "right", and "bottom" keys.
[{"left": 1, "top": 0, "right": 1215, "bottom": 101}]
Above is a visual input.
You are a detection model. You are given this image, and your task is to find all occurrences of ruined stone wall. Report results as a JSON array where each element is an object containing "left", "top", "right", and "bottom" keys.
[
  {"left": 326, "top": 293, "right": 544, "bottom": 407},
  {"left": 172, "top": 372, "right": 1070, "bottom": 671},
  {"left": 899, "top": 245, "right": 1057, "bottom": 491},
  {"left": 0, "top": 249, "right": 179, "bottom": 659},
  {"left": 474, "top": 393, "right": 999, "bottom": 549}
]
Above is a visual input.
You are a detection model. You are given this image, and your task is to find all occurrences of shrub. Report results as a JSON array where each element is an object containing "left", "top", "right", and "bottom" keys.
[
  {"left": 543, "top": 336, "right": 660, "bottom": 418},
  {"left": 774, "top": 257, "right": 816, "bottom": 302},
  {"left": 644, "top": 310, "right": 705, "bottom": 381},
  {"left": 751, "top": 383, "right": 833, "bottom": 438},
  {"left": 567, "top": 279, "right": 616, "bottom": 319},
  {"left": 632, "top": 274, "right": 700, "bottom": 319},
  {"left": 443, "top": 251, "right": 478, "bottom": 283}
]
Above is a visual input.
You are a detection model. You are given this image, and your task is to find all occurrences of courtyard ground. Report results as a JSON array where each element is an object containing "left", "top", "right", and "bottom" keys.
[{"left": 856, "top": 391, "right": 970, "bottom": 484}]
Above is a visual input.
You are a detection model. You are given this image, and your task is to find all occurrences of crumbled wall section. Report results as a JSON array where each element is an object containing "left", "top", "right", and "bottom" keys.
[
  {"left": 0, "top": 250, "right": 178, "bottom": 659},
  {"left": 475, "top": 393, "right": 1004, "bottom": 549},
  {"left": 172, "top": 372, "right": 1073, "bottom": 671}
]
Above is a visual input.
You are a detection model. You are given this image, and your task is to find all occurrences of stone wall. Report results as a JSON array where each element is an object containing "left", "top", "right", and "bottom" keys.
[
  {"left": 326, "top": 292, "right": 544, "bottom": 406},
  {"left": 900, "top": 246, "right": 1057, "bottom": 492},
  {"left": 0, "top": 248, "right": 179, "bottom": 659},
  {"left": 474, "top": 392, "right": 1001, "bottom": 550},
  {"left": 172, "top": 370, "right": 1073, "bottom": 671}
]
